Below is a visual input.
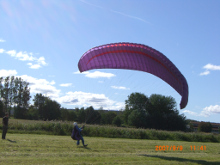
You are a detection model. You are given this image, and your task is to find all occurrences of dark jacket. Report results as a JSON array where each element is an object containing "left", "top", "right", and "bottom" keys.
[
  {"left": 2, "top": 116, "right": 8, "bottom": 126},
  {"left": 71, "top": 125, "right": 81, "bottom": 140}
]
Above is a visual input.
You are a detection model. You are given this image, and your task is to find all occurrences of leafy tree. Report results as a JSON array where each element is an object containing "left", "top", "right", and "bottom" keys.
[
  {"left": 85, "top": 106, "right": 101, "bottom": 124},
  {"left": 0, "top": 76, "right": 31, "bottom": 115},
  {"left": 60, "top": 108, "right": 77, "bottom": 121},
  {"left": 33, "top": 93, "right": 61, "bottom": 120},
  {"left": 33, "top": 93, "right": 46, "bottom": 119},
  {"left": 112, "top": 116, "right": 122, "bottom": 127},
  {"left": 198, "top": 122, "right": 212, "bottom": 133},
  {"left": 149, "top": 94, "right": 177, "bottom": 114},
  {"left": 77, "top": 107, "right": 86, "bottom": 123},
  {"left": 128, "top": 109, "right": 147, "bottom": 128},
  {"left": 124, "top": 92, "right": 149, "bottom": 127},
  {"left": 0, "top": 100, "right": 4, "bottom": 117},
  {"left": 0, "top": 77, "right": 3, "bottom": 96},
  {"left": 14, "top": 106, "right": 27, "bottom": 119},
  {"left": 61, "top": 108, "right": 70, "bottom": 121},
  {"left": 100, "top": 111, "right": 117, "bottom": 125},
  {"left": 125, "top": 92, "right": 149, "bottom": 111},
  {"left": 13, "top": 77, "right": 31, "bottom": 108},
  {"left": 123, "top": 92, "right": 187, "bottom": 131},
  {"left": 22, "top": 81, "right": 31, "bottom": 109},
  {"left": 2, "top": 76, "right": 10, "bottom": 113},
  {"left": 42, "top": 97, "right": 61, "bottom": 120},
  {"left": 27, "top": 105, "right": 39, "bottom": 120},
  {"left": 68, "top": 110, "right": 77, "bottom": 121},
  {"left": 8, "top": 76, "right": 15, "bottom": 115},
  {"left": 123, "top": 105, "right": 132, "bottom": 125}
]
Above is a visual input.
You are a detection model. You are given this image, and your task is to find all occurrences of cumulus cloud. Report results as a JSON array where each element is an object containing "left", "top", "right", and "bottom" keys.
[
  {"left": 0, "top": 69, "right": 124, "bottom": 110},
  {"left": 200, "top": 63, "right": 220, "bottom": 76},
  {"left": 27, "top": 63, "right": 41, "bottom": 69},
  {"left": 0, "top": 69, "right": 18, "bottom": 77},
  {"left": 203, "top": 64, "right": 220, "bottom": 70},
  {"left": 4, "top": 50, "right": 47, "bottom": 69},
  {"left": 60, "top": 83, "right": 72, "bottom": 87},
  {"left": 73, "top": 70, "right": 90, "bottom": 74},
  {"left": 0, "top": 39, "right": 5, "bottom": 42},
  {"left": 20, "top": 75, "right": 60, "bottom": 98},
  {"left": 182, "top": 110, "right": 202, "bottom": 117},
  {"left": 58, "top": 91, "right": 124, "bottom": 110},
  {"left": 0, "top": 70, "right": 60, "bottom": 99},
  {"left": 0, "top": 49, "right": 5, "bottom": 53},
  {"left": 201, "top": 105, "right": 220, "bottom": 117},
  {"left": 200, "top": 70, "right": 210, "bottom": 76},
  {"left": 85, "top": 71, "right": 115, "bottom": 79},
  {"left": 74, "top": 70, "right": 115, "bottom": 79},
  {"left": 183, "top": 105, "right": 220, "bottom": 117},
  {"left": 111, "top": 86, "right": 130, "bottom": 90}
]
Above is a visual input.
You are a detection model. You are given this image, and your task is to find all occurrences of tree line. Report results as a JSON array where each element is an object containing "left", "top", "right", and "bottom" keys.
[
  {"left": 0, "top": 76, "right": 31, "bottom": 117},
  {"left": 1, "top": 76, "right": 192, "bottom": 131}
]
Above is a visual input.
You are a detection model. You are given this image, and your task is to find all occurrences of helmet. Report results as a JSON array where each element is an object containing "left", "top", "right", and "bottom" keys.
[{"left": 73, "top": 122, "right": 77, "bottom": 126}]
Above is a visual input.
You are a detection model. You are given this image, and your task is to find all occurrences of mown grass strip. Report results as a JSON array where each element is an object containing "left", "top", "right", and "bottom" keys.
[{"left": 1, "top": 134, "right": 220, "bottom": 165}]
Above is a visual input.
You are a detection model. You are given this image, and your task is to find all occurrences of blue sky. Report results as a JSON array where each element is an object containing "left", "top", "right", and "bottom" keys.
[{"left": 0, "top": 0, "right": 220, "bottom": 123}]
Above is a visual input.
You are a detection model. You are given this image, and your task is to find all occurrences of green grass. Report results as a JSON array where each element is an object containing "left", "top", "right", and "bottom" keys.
[{"left": 1, "top": 133, "right": 220, "bottom": 165}]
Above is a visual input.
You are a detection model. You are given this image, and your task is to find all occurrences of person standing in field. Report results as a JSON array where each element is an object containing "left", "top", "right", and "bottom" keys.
[
  {"left": 2, "top": 113, "right": 9, "bottom": 140},
  {"left": 71, "top": 122, "right": 88, "bottom": 147}
]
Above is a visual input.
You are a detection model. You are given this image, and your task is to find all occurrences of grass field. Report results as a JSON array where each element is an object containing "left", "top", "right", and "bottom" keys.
[{"left": 1, "top": 133, "right": 220, "bottom": 165}]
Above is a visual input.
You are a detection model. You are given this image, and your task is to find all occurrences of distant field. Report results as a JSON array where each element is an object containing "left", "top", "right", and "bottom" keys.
[{"left": 1, "top": 134, "right": 220, "bottom": 165}]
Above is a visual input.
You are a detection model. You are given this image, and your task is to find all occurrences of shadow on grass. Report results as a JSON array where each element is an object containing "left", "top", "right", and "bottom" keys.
[
  {"left": 139, "top": 154, "right": 220, "bottom": 165},
  {"left": 77, "top": 146, "right": 91, "bottom": 150},
  {"left": 7, "top": 139, "right": 17, "bottom": 143}
]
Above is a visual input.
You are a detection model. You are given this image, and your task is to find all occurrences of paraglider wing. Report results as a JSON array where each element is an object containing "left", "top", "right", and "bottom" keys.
[{"left": 78, "top": 42, "right": 188, "bottom": 109}]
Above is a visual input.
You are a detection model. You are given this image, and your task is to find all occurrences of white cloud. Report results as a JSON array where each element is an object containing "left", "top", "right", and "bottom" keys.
[
  {"left": 50, "top": 80, "right": 56, "bottom": 85},
  {"left": 6, "top": 50, "right": 16, "bottom": 56},
  {"left": 200, "top": 63, "right": 220, "bottom": 76},
  {"left": 0, "top": 39, "right": 5, "bottom": 42},
  {"left": 0, "top": 69, "right": 124, "bottom": 110},
  {"left": 58, "top": 91, "right": 124, "bottom": 110},
  {"left": 15, "top": 51, "right": 35, "bottom": 61},
  {"left": 38, "top": 57, "right": 47, "bottom": 66},
  {"left": 111, "top": 86, "right": 130, "bottom": 90},
  {"left": 182, "top": 110, "right": 201, "bottom": 117},
  {"left": 98, "top": 81, "right": 104, "bottom": 83},
  {"left": 200, "top": 70, "right": 210, "bottom": 76},
  {"left": 27, "top": 63, "right": 41, "bottom": 69},
  {"left": 203, "top": 64, "right": 220, "bottom": 70},
  {"left": 5, "top": 50, "right": 47, "bottom": 69},
  {"left": 0, "top": 69, "right": 18, "bottom": 77},
  {"left": 0, "top": 49, "right": 5, "bottom": 53},
  {"left": 73, "top": 70, "right": 89, "bottom": 74},
  {"left": 85, "top": 71, "right": 115, "bottom": 79},
  {"left": 201, "top": 105, "right": 220, "bottom": 117},
  {"left": 74, "top": 70, "right": 115, "bottom": 79},
  {"left": 183, "top": 105, "right": 220, "bottom": 117},
  {"left": 20, "top": 75, "right": 60, "bottom": 99},
  {"left": 60, "top": 83, "right": 72, "bottom": 87}
]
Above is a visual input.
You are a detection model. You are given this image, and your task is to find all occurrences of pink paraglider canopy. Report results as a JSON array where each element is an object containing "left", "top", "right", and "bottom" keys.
[{"left": 78, "top": 42, "right": 188, "bottom": 109}]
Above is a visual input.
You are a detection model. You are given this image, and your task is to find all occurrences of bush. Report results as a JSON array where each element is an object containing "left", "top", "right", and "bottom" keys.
[
  {"left": 4, "top": 119, "right": 220, "bottom": 142},
  {"left": 112, "top": 116, "right": 122, "bottom": 127}
]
